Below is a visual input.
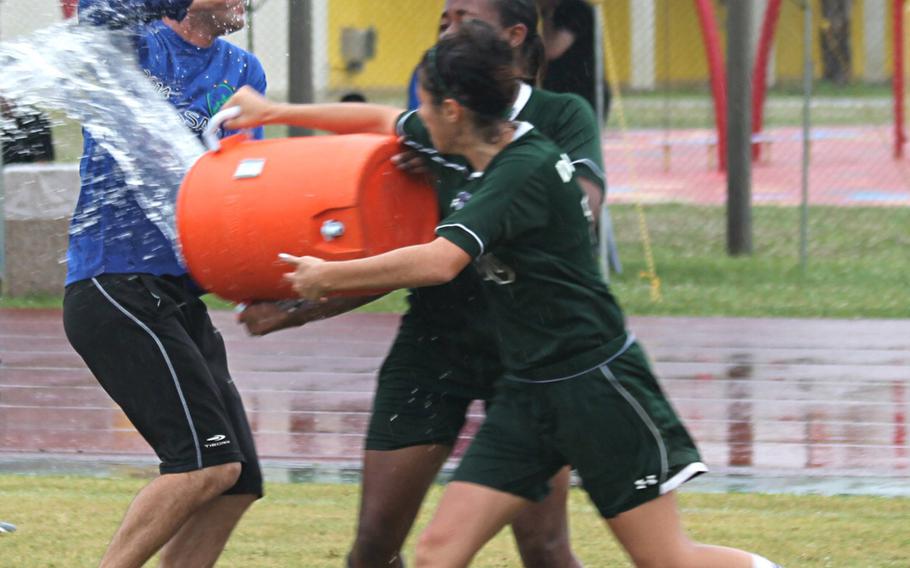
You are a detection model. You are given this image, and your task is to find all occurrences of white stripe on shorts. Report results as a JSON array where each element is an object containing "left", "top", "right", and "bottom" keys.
[
  {"left": 91, "top": 277, "right": 203, "bottom": 469},
  {"left": 660, "top": 461, "right": 708, "bottom": 495},
  {"left": 599, "top": 364, "right": 669, "bottom": 485}
]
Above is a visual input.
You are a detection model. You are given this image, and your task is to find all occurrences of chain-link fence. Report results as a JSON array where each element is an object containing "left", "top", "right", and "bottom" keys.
[
  {"left": 2, "top": 0, "right": 908, "bottom": 293},
  {"left": 5, "top": 1, "right": 906, "bottom": 201}
]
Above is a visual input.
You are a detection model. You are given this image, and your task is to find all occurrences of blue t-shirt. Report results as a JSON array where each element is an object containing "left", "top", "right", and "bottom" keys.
[
  {"left": 407, "top": 67, "right": 419, "bottom": 111},
  {"left": 68, "top": 0, "right": 267, "bottom": 285}
]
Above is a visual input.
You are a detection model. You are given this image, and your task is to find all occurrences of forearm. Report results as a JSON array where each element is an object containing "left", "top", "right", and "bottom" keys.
[
  {"left": 79, "top": 0, "right": 191, "bottom": 27},
  {"left": 282, "top": 295, "right": 381, "bottom": 325},
  {"left": 239, "top": 295, "right": 381, "bottom": 336},
  {"left": 316, "top": 238, "right": 473, "bottom": 295},
  {"left": 321, "top": 247, "right": 452, "bottom": 292},
  {"left": 264, "top": 102, "right": 402, "bottom": 135}
]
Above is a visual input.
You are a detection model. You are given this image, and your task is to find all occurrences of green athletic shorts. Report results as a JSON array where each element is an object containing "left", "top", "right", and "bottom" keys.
[
  {"left": 452, "top": 341, "right": 706, "bottom": 518},
  {"left": 365, "top": 317, "right": 500, "bottom": 451}
]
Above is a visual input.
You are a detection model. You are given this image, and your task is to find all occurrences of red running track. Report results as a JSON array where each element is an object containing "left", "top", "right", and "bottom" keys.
[{"left": 1, "top": 309, "right": 908, "bottom": 490}]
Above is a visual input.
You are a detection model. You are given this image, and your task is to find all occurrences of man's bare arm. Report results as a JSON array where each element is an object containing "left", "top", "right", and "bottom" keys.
[{"left": 238, "top": 295, "right": 382, "bottom": 336}]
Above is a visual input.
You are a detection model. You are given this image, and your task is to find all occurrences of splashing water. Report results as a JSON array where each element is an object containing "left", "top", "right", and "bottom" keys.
[{"left": 0, "top": 20, "right": 205, "bottom": 264}]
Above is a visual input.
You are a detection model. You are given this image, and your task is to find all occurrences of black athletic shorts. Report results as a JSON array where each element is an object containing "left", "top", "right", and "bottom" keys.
[
  {"left": 366, "top": 315, "right": 499, "bottom": 451},
  {"left": 63, "top": 274, "right": 263, "bottom": 497},
  {"left": 453, "top": 342, "right": 705, "bottom": 518}
]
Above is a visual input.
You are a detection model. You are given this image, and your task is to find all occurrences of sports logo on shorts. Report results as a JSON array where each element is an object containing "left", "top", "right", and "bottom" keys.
[
  {"left": 204, "top": 434, "right": 231, "bottom": 449},
  {"left": 634, "top": 475, "right": 658, "bottom": 490}
]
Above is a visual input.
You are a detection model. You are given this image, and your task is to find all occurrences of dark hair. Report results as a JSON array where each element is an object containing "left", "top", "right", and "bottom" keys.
[
  {"left": 339, "top": 92, "right": 367, "bottom": 103},
  {"left": 419, "top": 20, "right": 517, "bottom": 138},
  {"left": 487, "top": 0, "right": 547, "bottom": 85}
]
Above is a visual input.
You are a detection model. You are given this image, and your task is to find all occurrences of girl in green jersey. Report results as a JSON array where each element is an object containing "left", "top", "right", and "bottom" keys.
[
  {"left": 225, "top": 20, "right": 781, "bottom": 568},
  {"left": 233, "top": 2, "right": 595, "bottom": 567}
]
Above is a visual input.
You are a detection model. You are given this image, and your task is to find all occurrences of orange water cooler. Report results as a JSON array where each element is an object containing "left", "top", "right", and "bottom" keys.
[{"left": 176, "top": 109, "right": 438, "bottom": 303}]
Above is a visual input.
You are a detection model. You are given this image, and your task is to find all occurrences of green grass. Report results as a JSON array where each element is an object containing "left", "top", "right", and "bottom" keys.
[
  {"left": 604, "top": 81, "right": 892, "bottom": 100},
  {"left": 608, "top": 94, "right": 891, "bottom": 130},
  {"left": 0, "top": 475, "right": 906, "bottom": 567},
  {"left": 605, "top": 81, "right": 894, "bottom": 129},
  {"left": 605, "top": 204, "right": 910, "bottom": 318},
  {"left": 4, "top": 205, "right": 908, "bottom": 318},
  {"left": 0, "top": 294, "right": 64, "bottom": 309}
]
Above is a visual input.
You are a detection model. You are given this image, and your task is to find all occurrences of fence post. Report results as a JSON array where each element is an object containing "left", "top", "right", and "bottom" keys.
[
  {"left": 727, "top": 0, "right": 753, "bottom": 255},
  {"left": 288, "top": 0, "right": 314, "bottom": 137},
  {"left": 0, "top": 0, "right": 5, "bottom": 289},
  {"left": 800, "top": 0, "right": 813, "bottom": 270},
  {"left": 894, "top": 0, "right": 905, "bottom": 158},
  {"left": 0, "top": 151, "right": 5, "bottom": 292},
  {"left": 594, "top": 2, "right": 606, "bottom": 129}
]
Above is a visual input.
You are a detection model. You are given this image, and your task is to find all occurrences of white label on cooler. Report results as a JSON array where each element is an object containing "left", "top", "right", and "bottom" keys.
[{"left": 234, "top": 159, "right": 266, "bottom": 179}]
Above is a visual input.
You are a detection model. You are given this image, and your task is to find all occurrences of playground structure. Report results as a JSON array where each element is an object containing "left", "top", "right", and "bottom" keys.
[
  {"left": 649, "top": 0, "right": 907, "bottom": 171},
  {"left": 598, "top": 0, "right": 910, "bottom": 210}
]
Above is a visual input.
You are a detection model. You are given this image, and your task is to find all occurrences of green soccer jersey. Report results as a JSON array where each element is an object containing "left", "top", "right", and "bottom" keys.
[
  {"left": 396, "top": 83, "right": 605, "bottom": 331},
  {"left": 435, "top": 124, "right": 626, "bottom": 380},
  {"left": 398, "top": 83, "right": 605, "bottom": 210}
]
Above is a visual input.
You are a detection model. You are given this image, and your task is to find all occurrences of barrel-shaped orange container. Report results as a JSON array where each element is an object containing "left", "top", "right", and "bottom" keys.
[{"left": 176, "top": 133, "right": 438, "bottom": 302}]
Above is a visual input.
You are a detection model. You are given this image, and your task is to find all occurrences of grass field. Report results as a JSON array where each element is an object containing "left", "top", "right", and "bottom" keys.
[
  {"left": 604, "top": 203, "right": 910, "bottom": 318},
  {"left": 5, "top": 204, "right": 906, "bottom": 319},
  {"left": 0, "top": 476, "right": 907, "bottom": 567},
  {"left": 355, "top": 204, "right": 910, "bottom": 318}
]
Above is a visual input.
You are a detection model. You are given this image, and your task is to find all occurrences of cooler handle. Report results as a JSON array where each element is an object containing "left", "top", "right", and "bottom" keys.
[{"left": 203, "top": 107, "right": 244, "bottom": 152}]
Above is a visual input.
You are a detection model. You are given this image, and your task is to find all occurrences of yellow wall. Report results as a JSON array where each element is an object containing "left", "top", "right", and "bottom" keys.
[
  {"left": 775, "top": 0, "right": 821, "bottom": 80},
  {"left": 600, "top": 0, "right": 630, "bottom": 84},
  {"left": 326, "top": 0, "right": 887, "bottom": 91},
  {"left": 853, "top": 0, "right": 866, "bottom": 78},
  {"left": 775, "top": 0, "right": 867, "bottom": 82},
  {"left": 328, "top": 0, "right": 443, "bottom": 91},
  {"left": 602, "top": 0, "right": 727, "bottom": 87},
  {"left": 607, "top": 0, "right": 890, "bottom": 87}
]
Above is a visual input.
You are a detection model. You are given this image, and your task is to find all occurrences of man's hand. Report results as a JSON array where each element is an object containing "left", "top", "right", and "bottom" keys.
[
  {"left": 391, "top": 138, "right": 430, "bottom": 176},
  {"left": 222, "top": 85, "right": 279, "bottom": 130},
  {"left": 280, "top": 254, "right": 330, "bottom": 301},
  {"left": 237, "top": 301, "right": 298, "bottom": 336}
]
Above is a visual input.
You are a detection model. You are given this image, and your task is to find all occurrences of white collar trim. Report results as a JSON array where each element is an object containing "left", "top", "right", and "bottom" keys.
[
  {"left": 470, "top": 121, "right": 535, "bottom": 179},
  {"left": 513, "top": 121, "right": 534, "bottom": 141},
  {"left": 508, "top": 83, "right": 533, "bottom": 121}
]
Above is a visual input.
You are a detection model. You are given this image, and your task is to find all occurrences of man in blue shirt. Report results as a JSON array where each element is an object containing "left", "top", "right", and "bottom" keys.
[{"left": 62, "top": 2, "right": 267, "bottom": 566}]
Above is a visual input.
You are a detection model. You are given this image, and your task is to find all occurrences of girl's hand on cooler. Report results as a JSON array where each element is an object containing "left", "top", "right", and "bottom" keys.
[
  {"left": 222, "top": 86, "right": 279, "bottom": 130},
  {"left": 279, "top": 253, "right": 330, "bottom": 301}
]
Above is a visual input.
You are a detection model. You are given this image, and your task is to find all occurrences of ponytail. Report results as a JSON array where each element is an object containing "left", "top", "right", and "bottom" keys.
[
  {"left": 419, "top": 21, "right": 517, "bottom": 139},
  {"left": 524, "top": 30, "right": 547, "bottom": 86},
  {"left": 488, "top": 0, "right": 547, "bottom": 85}
]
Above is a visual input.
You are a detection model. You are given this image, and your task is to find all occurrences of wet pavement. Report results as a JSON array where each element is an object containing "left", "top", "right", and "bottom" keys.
[{"left": 1, "top": 309, "right": 908, "bottom": 496}]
